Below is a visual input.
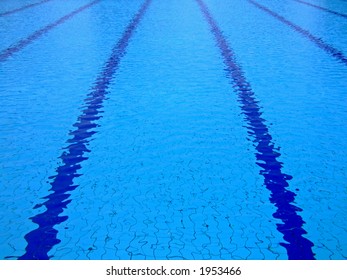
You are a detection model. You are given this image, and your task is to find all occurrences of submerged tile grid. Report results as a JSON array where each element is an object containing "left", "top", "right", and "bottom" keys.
[{"left": 0, "top": 0, "right": 346, "bottom": 260}]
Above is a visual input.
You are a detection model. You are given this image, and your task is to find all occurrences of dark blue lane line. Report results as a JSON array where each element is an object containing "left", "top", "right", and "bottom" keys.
[
  {"left": 195, "top": 0, "right": 315, "bottom": 260},
  {"left": 16, "top": 0, "right": 152, "bottom": 260},
  {"left": 248, "top": 0, "right": 347, "bottom": 66},
  {"left": 293, "top": 0, "right": 347, "bottom": 19},
  {"left": 0, "top": 0, "right": 53, "bottom": 17},
  {"left": 0, "top": 0, "right": 101, "bottom": 62}
]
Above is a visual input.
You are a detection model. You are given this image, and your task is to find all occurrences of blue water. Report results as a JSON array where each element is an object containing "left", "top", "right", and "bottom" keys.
[{"left": 0, "top": 0, "right": 346, "bottom": 260}]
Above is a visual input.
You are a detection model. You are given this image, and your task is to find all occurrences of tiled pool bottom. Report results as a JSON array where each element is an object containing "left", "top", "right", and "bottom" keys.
[{"left": 0, "top": 0, "right": 347, "bottom": 260}]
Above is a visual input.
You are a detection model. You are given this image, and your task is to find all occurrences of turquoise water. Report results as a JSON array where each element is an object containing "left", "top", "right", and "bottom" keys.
[{"left": 0, "top": 0, "right": 346, "bottom": 259}]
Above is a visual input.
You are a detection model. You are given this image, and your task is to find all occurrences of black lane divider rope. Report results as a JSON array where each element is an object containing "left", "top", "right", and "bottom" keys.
[
  {"left": 195, "top": 0, "right": 315, "bottom": 259},
  {"left": 17, "top": 0, "right": 152, "bottom": 260},
  {"left": 248, "top": 0, "right": 347, "bottom": 66},
  {"left": 293, "top": 0, "right": 347, "bottom": 19},
  {"left": 0, "top": 0, "right": 101, "bottom": 62},
  {"left": 0, "top": 0, "right": 52, "bottom": 17}
]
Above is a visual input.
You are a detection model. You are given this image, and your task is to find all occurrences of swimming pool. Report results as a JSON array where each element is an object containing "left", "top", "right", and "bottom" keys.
[{"left": 0, "top": 0, "right": 346, "bottom": 260}]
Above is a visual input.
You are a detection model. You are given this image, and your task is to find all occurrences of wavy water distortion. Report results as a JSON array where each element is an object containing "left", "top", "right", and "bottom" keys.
[
  {"left": 195, "top": 0, "right": 315, "bottom": 259},
  {"left": 0, "top": 0, "right": 53, "bottom": 17},
  {"left": 248, "top": 0, "right": 347, "bottom": 66},
  {"left": 0, "top": 0, "right": 101, "bottom": 62},
  {"left": 293, "top": 0, "right": 347, "bottom": 19},
  {"left": 18, "top": 0, "right": 152, "bottom": 260}
]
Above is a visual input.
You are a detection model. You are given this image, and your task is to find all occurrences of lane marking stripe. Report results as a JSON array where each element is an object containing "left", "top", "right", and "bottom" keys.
[
  {"left": 293, "top": 0, "right": 347, "bottom": 19},
  {"left": 0, "top": 0, "right": 101, "bottom": 62},
  {"left": 0, "top": 0, "right": 52, "bottom": 17},
  {"left": 17, "top": 0, "right": 152, "bottom": 260},
  {"left": 195, "top": 0, "right": 315, "bottom": 260},
  {"left": 248, "top": 0, "right": 347, "bottom": 66}
]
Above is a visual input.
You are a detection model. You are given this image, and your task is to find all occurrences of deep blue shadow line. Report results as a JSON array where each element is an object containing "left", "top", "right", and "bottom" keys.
[
  {"left": 195, "top": 0, "right": 315, "bottom": 260},
  {"left": 293, "top": 0, "right": 347, "bottom": 19},
  {"left": 248, "top": 0, "right": 347, "bottom": 66},
  {"left": 0, "top": 0, "right": 53, "bottom": 17},
  {"left": 17, "top": 0, "right": 152, "bottom": 260},
  {"left": 0, "top": 0, "right": 101, "bottom": 62}
]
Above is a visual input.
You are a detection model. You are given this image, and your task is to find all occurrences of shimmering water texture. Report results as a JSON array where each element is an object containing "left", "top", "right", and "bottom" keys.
[
  {"left": 0, "top": 0, "right": 346, "bottom": 260},
  {"left": 0, "top": 0, "right": 53, "bottom": 17}
]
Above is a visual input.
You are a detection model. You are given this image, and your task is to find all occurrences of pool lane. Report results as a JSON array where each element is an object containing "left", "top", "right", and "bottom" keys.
[
  {"left": 0, "top": 0, "right": 99, "bottom": 51},
  {"left": 0, "top": 0, "right": 147, "bottom": 260},
  {"left": 0, "top": 0, "right": 53, "bottom": 17},
  {"left": 258, "top": 0, "right": 347, "bottom": 54},
  {"left": 248, "top": 0, "right": 347, "bottom": 66},
  {"left": 50, "top": 0, "right": 288, "bottom": 260},
  {"left": 203, "top": 0, "right": 347, "bottom": 259},
  {"left": 196, "top": 0, "right": 314, "bottom": 260},
  {"left": 1, "top": 0, "right": 346, "bottom": 260},
  {"left": 0, "top": 0, "right": 41, "bottom": 13},
  {"left": 292, "top": 0, "right": 347, "bottom": 18},
  {"left": 18, "top": 0, "right": 152, "bottom": 260},
  {"left": 0, "top": 0, "right": 101, "bottom": 61}
]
